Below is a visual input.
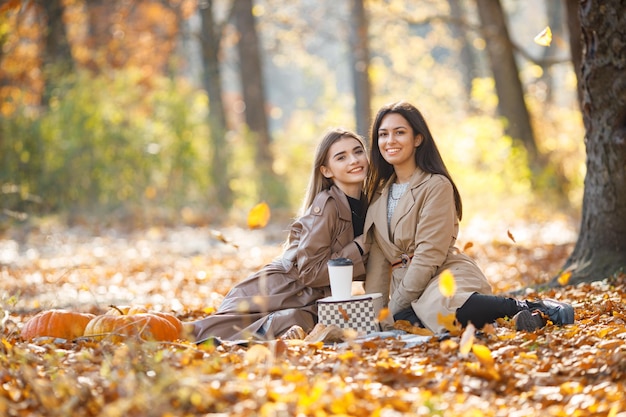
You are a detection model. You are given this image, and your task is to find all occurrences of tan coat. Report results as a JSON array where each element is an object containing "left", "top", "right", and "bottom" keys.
[
  {"left": 364, "top": 168, "right": 492, "bottom": 333},
  {"left": 193, "top": 185, "right": 367, "bottom": 342}
]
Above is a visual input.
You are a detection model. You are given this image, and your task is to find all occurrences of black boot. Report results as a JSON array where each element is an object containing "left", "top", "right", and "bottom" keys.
[
  {"left": 513, "top": 309, "right": 545, "bottom": 331},
  {"left": 524, "top": 299, "right": 575, "bottom": 325}
]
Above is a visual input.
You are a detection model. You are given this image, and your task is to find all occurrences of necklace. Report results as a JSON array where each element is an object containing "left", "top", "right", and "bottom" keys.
[{"left": 389, "top": 183, "right": 407, "bottom": 201}]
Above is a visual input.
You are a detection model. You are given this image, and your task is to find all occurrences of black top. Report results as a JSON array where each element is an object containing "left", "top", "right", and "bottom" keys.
[{"left": 347, "top": 194, "right": 367, "bottom": 237}]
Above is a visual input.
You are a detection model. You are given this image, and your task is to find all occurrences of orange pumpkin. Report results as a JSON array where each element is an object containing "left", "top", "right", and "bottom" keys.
[
  {"left": 84, "top": 310, "right": 181, "bottom": 342},
  {"left": 20, "top": 309, "right": 96, "bottom": 341},
  {"left": 106, "top": 305, "right": 184, "bottom": 338}
]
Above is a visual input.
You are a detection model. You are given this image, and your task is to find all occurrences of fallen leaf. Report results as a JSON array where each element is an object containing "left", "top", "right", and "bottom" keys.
[
  {"left": 557, "top": 270, "right": 572, "bottom": 286},
  {"left": 459, "top": 322, "right": 475, "bottom": 355}
]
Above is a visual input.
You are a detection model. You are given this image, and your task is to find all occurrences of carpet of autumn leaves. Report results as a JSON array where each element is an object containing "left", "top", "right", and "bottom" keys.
[{"left": 1, "top": 222, "right": 625, "bottom": 417}]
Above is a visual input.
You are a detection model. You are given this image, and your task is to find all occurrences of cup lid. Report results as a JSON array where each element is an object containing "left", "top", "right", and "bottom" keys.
[{"left": 327, "top": 257, "right": 353, "bottom": 266}]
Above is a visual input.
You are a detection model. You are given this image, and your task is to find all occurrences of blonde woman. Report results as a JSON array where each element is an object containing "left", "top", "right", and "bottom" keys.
[{"left": 191, "top": 128, "right": 369, "bottom": 342}]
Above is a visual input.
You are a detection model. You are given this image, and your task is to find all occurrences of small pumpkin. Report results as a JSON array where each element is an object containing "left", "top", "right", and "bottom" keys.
[
  {"left": 20, "top": 309, "right": 96, "bottom": 341},
  {"left": 106, "top": 305, "right": 184, "bottom": 338},
  {"left": 84, "top": 308, "right": 181, "bottom": 342}
]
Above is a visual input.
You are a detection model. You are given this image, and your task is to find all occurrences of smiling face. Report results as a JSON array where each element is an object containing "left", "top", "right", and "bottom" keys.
[
  {"left": 377, "top": 112, "right": 422, "bottom": 174},
  {"left": 320, "top": 136, "right": 368, "bottom": 198}
]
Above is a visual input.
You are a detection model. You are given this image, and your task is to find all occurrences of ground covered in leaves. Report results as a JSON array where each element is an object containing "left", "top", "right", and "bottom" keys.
[{"left": 1, "top": 222, "right": 625, "bottom": 416}]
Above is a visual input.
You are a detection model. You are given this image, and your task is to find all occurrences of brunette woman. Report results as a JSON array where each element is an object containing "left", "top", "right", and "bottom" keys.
[{"left": 363, "top": 101, "right": 574, "bottom": 333}]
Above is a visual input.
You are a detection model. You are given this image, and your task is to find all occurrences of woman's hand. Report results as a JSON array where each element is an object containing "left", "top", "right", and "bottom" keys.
[{"left": 353, "top": 234, "right": 370, "bottom": 256}]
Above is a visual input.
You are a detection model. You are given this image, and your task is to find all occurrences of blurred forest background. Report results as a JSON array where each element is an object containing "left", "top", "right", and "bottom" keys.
[{"left": 0, "top": 0, "right": 584, "bottom": 239}]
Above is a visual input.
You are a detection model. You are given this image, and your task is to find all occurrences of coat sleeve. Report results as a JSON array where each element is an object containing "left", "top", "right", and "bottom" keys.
[
  {"left": 364, "top": 237, "right": 391, "bottom": 304},
  {"left": 295, "top": 196, "right": 366, "bottom": 288},
  {"left": 388, "top": 177, "right": 457, "bottom": 314}
]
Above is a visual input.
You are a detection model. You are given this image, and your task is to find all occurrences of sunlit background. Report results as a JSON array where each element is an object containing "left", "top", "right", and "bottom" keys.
[{"left": 0, "top": 0, "right": 584, "bottom": 243}]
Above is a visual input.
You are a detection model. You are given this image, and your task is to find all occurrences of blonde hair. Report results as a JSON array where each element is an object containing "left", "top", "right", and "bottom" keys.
[{"left": 299, "top": 128, "right": 367, "bottom": 215}]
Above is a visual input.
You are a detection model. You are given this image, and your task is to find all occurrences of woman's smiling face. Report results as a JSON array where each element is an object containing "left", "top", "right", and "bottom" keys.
[
  {"left": 320, "top": 136, "right": 368, "bottom": 197},
  {"left": 377, "top": 113, "right": 421, "bottom": 170}
]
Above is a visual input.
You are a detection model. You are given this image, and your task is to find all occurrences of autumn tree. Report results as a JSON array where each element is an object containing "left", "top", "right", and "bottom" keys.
[
  {"left": 199, "top": 0, "right": 233, "bottom": 209},
  {"left": 348, "top": 0, "right": 372, "bottom": 139},
  {"left": 474, "top": 0, "right": 542, "bottom": 177},
  {"left": 559, "top": 0, "right": 626, "bottom": 285},
  {"left": 37, "top": 0, "right": 74, "bottom": 107},
  {"left": 233, "top": 0, "right": 286, "bottom": 207}
]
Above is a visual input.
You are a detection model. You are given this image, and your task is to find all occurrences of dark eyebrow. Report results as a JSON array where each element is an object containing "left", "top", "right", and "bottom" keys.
[{"left": 332, "top": 145, "right": 363, "bottom": 159}]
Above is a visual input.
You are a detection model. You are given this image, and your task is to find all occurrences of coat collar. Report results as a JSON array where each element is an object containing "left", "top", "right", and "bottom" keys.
[
  {"left": 365, "top": 168, "right": 432, "bottom": 240},
  {"left": 328, "top": 185, "right": 353, "bottom": 221}
]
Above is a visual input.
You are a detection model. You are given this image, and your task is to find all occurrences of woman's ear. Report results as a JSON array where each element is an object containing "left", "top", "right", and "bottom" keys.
[
  {"left": 414, "top": 133, "right": 424, "bottom": 148},
  {"left": 320, "top": 165, "right": 333, "bottom": 179}
]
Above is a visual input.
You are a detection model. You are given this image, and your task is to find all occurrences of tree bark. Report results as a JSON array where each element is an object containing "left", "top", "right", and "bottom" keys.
[
  {"left": 348, "top": 0, "right": 372, "bottom": 140},
  {"left": 233, "top": 0, "right": 286, "bottom": 206},
  {"left": 39, "top": 0, "right": 74, "bottom": 106},
  {"left": 200, "top": 1, "right": 233, "bottom": 209},
  {"left": 448, "top": 0, "right": 479, "bottom": 107},
  {"left": 560, "top": 0, "right": 626, "bottom": 285},
  {"left": 475, "top": 0, "right": 541, "bottom": 175},
  {"left": 564, "top": 0, "right": 583, "bottom": 107}
]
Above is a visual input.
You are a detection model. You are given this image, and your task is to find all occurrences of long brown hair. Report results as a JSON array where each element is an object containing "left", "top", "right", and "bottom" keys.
[
  {"left": 300, "top": 128, "right": 368, "bottom": 215},
  {"left": 365, "top": 101, "right": 463, "bottom": 220}
]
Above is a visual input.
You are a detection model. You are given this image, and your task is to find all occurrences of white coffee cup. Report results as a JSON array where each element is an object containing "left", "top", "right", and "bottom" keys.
[{"left": 327, "top": 257, "right": 353, "bottom": 300}]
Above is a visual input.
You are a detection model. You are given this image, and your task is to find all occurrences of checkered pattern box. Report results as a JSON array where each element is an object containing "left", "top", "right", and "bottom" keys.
[{"left": 317, "top": 293, "right": 384, "bottom": 333}]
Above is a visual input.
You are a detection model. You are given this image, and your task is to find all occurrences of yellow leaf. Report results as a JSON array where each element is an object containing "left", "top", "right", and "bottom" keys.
[
  {"left": 247, "top": 202, "right": 271, "bottom": 229},
  {"left": 534, "top": 26, "right": 552, "bottom": 46},
  {"left": 244, "top": 344, "right": 273, "bottom": 364},
  {"left": 463, "top": 242, "right": 473, "bottom": 252},
  {"left": 471, "top": 344, "right": 494, "bottom": 368},
  {"left": 377, "top": 307, "right": 390, "bottom": 322},
  {"left": 437, "top": 312, "right": 461, "bottom": 335},
  {"left": 438, "top": 269, "right": 456, "bottom": 298},
  {"left": 557, "top": 270, "right": 572, "bottom": 286},
  {"left": 459, "top": 322, "right": 475, "bottom": 355}
]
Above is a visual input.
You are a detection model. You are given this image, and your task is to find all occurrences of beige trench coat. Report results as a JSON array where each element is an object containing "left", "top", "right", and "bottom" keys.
[
  {"left": 193, "top": 185, "right": 367, "bottom": 342},
  {"left": 364, "top": 168, "right": 492, "bottom": 333}
]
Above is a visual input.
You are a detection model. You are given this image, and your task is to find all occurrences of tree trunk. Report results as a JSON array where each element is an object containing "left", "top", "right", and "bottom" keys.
[
  {"left": 448, "top": 0, "right": 478, "bottom": 107},
  {"left": 233, "top": 0, "right": 286, "bottom": 207},
  {"left": 475, "top": 0, "right": 541, "bottom": 175},
  {"left": 200, "top": 1, "right": 233, "bottom": 209},
  {"left": 348, "top": 0, "right": 372, "bottom": 140},
  {"left": 564, "top": 0, "right": 583, "bottom": 107},
  {"left": 559, "top": 0, "right": 626, "bottom": 285},
  {"left": 39, "top": 0, "right": 74, "bottom": 106}
]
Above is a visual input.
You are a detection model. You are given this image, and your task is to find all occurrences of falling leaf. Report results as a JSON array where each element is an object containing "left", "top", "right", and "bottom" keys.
[
  {"left": 463, "top": 242, "right": 473, "bottom": 252},
  {"left": 557, "top": 270, "right": 572, "bottom": 286},
  {"left": 459, "top": 322, "right": 476, "bottom": 355},
  {"left": 534, "top": 26, "right": 552, "bottom": 46},
  {"left": 209, "top": 229, "right": 239, "bottom": 249},
  {"left": 507, "top": 229, "right": 516, "bottom": 243},
  {"left": 438, "top": 269, "right": 456, "bottom": 298},
  {"left": 377, "top": 307, "right": 390, "bottom": 322},
  {"left": 247, "top": 202, "right": 271, "bottom": 229},
  {"left": 471, "top": 344, "right": 494, "bottom": 368},
  {"left": 337, "top": 306, "right": 350, "bottom": 321}
]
